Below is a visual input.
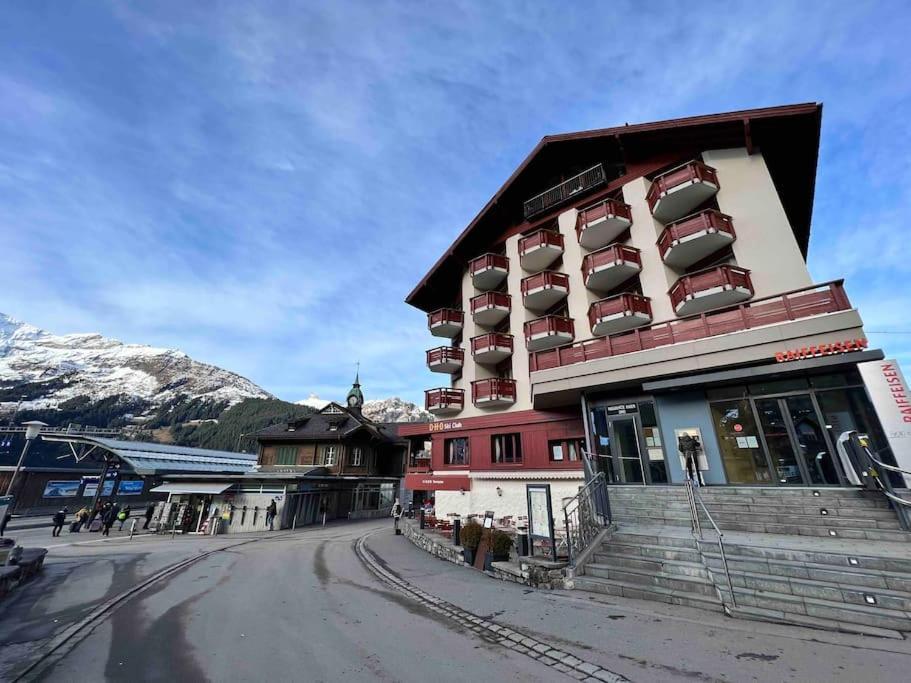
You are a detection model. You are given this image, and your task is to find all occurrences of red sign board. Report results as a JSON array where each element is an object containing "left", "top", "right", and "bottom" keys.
[
  {"left": 404, "top": 474, "right": 471, "bottom": 491},
  {"left": 774, "top": 337, "right": 867, "bottom": 363}
]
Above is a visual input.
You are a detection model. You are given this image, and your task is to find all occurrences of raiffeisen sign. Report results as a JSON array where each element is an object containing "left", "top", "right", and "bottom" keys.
[
  {"left": 774, "top": 337, "right": 868, "bottom": 363},
  {"left": 860, "top": 359, "right": 911, "bottom": 487}
]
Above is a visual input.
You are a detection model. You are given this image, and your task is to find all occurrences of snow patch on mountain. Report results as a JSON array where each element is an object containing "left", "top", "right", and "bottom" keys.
[
  {"left": 0, "top": 312, "right": 272, "bottom": 410},
  {"left": 363, "top": 397, "right": 431, "bottom": 423},
  {"left": 296, "top": 393, "right": 329, "bottom": 410}
]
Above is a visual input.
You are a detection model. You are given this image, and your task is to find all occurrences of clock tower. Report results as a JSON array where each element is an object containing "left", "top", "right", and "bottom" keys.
[{"left": 346, "top": 368, "right": 364, "bottom": 413}]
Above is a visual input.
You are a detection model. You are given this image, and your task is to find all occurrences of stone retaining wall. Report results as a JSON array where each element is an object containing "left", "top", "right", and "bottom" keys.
[{"left": 403, "top": 521, "right": 566, "bottom": 589}]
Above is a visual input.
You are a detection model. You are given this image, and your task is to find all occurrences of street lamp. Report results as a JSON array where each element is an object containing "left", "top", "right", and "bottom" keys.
[{"left": 5, "top": 421, "right": 47, "bottom": 497}]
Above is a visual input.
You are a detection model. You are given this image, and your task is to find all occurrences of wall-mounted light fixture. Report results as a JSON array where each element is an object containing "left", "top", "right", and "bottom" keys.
[
  {"left": 496, "top": 486, "right": 503, "bottom": 497},
  {"left": 459, "top": 488, "right": 465, "bottom": 496}
]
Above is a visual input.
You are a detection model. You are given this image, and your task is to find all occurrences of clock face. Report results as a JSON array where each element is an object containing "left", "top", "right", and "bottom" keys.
[{"left": 347, "top": 395, "right": 359, "bottom": 407}]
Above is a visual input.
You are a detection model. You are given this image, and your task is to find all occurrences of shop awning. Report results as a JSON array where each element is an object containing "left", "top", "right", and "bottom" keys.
[{"left": 150, "top": 482, "right": 233, "bottom": 495}]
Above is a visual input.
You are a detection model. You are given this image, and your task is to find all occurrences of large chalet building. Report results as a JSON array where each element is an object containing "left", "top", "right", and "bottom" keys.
[{"left": 401, "top": 103, "right": 902, "bottom": 520}]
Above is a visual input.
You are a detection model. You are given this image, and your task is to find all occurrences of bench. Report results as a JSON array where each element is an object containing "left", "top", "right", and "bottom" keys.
[
  {"left": 0, "top": 565, "right": 22, "bottom": 598},
  {"left": 8, "top": 547, "right": 48, "bottom": 581}
]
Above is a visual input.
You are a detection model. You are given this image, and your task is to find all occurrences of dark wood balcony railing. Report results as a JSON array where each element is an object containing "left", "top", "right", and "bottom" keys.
[
  {"left": 658, "top": 210, "right": 735, "bottom": 259},
  {"left": 575, "top": 199, "right": 633, "bottom": 239},
  {"left": 469, "top": 253, "right": 509, "bottom": 275},
  {"left": 520, "top": 271, "right": 570, "bottom": 297},
  {"left": 425, "top": 388, "right": 464, "bottom": 411},
  {"left": 470, "top": 291, "right": 511, "bottom": 313},
  {"left": 519, "top": 229, "right": 564, "bottom": 256},
  {"left": 523, "top": 164, "right": 606, "bottom": 219},
  {"left": 427, "top": 308, "right": 464, "bottom": 330},
  {"left": 524, "top": 315, "right": 575, "bottom": 341},
  {"left": 668, "top": 265, "right": 752, "bottom": 312},
  {"left": 471, "top": 378, "right": 517, "bottom": 403},
  {"left": 471, "top": 333, "right": 514, "bottom": 355},
  {"left": 408, "top": 452, "right": 432, "bottom": 472},
  {"left": 529, "top": 281, "right": 851, "bottom": 372},
  {"left": 426, "top": 347, "right": 465, "bottom": 366},
  {"left": 587, "top": 294, "right": 652, "bottom": 331},
  {"left": 582, "top": 244, "right": 642, "bottom": 278},
  {"left": 646, "top": 160, "right": 719, "bottom": 212}
]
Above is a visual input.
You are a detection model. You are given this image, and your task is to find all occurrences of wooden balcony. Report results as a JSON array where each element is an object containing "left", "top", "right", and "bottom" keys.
[
  {"left": 471, "top": 333, "right": 513, "bottom": 365},
  {"left": 524, "top": 315, "right": 575, "bottom": 352},
  {"left": 523, "top": 164, "right": 606, "bottom": 219},
  {"left": 469, "top": 253, "right": 509, "bottom": 290},
  {"left": 520, "top": 271, "right": 569, "bottom": 311},
  {"left": 658, "top": 210, "right": 736, "bottom": 269},
  {"left": 588, "top": 293, "right": 653, "bottom": 337},
  {"left": 519, "top": 230, "right": 564, "bottom": 272},
  {"left": 470, "top": 291, "right": 511, "bottom": 327},
  {"left": 575, "top": 199, "right": 633, "bottom": 250},
  {"left": 530, "top": 281, "right": 852, "bottom": 373},
  {"left": 471, "top": 378, "right": 517, "bottom": 408},
  {"left": 581, "top": 244, "right": 642, "bottom": 292},
  {"left": 426, "top": 346, "right": 464, "bottom": 374},
  {"left": 425, "top": 388, "right": 464, "bottom": 416},
  {"left": 646, "top": 160, "right": 719, "bottom": 223},
  {"left": 427, "top": 308, "right": 464, "bottom": 338},
  {"left": 669, "top": 265, "right": 753, "bottom": 316}
]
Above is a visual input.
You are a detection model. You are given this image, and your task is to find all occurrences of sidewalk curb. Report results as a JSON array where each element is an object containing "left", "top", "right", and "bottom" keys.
[{"left": 356, "top": 531, "right": 628, "bottom": 683}]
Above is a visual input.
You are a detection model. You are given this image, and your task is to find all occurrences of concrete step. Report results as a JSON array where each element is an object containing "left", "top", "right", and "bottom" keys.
[
  {"left": 701, "top": 542, "right": 911, "bottom": 577},
  {"left": 717, "top": 584, "right": 911, "bottom": 632},
  {"left": 594, "top": 542, "right": 702, "bottom": 564},
  {"left": 613, "top": 505, "right": 903, "bottom": 530},
  {"left": 593, "top": 545, "right": 709, "bottom": 579},
  {"left": 585, "top": 563, "right": 717, "bottom": 596},
  {"left": 731, "top": 604, "right": 904, "bottom": 640},
  {"left": 571, "top": 576, "right": 725, "bottom": 613},
  {"left": 720, "top": 568, "right": 911, "bottom": 611},
  {"left": 609, "top": 530, "right": 697, "bottom": 549},
  {"left": 614, "top": 514, "right": 692, "bottom": 528}
]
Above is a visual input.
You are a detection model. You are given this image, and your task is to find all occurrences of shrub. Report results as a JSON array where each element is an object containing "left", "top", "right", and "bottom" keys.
[
  {"left": 459, "top": 521, "right": 483, "bottom": 550},
  {"left": 484, "top": 528, "right": 514, "bottom": 558}
]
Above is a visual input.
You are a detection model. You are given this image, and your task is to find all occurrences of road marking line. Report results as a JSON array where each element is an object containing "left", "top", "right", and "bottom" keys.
[{"left": 355, "top": 530, "right": 628, "bottom": 683}]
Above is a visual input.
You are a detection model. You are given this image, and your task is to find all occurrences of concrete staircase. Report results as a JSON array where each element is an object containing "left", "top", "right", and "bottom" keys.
[{"left": 572, "top": 486, "right": 911, "bottom": 638}]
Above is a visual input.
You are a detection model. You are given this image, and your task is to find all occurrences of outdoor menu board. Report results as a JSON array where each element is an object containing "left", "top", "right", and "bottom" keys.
[{"left": 526, "top": 484, "right": 556, "bottom": 561}]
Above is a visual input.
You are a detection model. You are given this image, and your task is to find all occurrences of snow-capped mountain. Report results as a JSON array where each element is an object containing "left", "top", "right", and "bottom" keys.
[
  {"left": 363, "top": 397, "right": 431, "bottom": 423},
  {"left": 0, "top": 312, "right": 272, "bottom": 411},
  {"left": 296, "top": 394, "right": 431, "bottom": 423}
]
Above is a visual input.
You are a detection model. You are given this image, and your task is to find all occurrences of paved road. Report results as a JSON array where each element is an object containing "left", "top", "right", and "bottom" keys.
[{"left": 1, "top": 520, "right": 910, "bottom": 682}]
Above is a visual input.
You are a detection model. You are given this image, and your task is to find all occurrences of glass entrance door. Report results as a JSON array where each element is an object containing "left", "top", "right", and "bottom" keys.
[
  {"left": 754, "top": 395, "right": 842, "bottom": 485},
  {"left": 590, "top": 408, "right": 648, "bottom": 484}
]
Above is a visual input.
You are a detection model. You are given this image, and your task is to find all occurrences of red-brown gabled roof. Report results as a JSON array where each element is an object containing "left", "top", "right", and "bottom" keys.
[{"left": 406, "top": 102, "right": 823, "bottom": 312}]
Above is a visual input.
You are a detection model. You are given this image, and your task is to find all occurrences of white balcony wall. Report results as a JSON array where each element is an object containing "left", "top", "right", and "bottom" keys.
[{"left": 703, "top": 148, "right": 812, "bottom": 298}]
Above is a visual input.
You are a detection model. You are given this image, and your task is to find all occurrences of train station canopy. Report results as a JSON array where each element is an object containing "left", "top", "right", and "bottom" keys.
[{"left": 40, "top": 435, "right": 258, "bottom": 476}]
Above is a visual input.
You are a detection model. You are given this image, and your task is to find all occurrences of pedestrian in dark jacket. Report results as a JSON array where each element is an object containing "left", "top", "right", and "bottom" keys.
[
  {"left": 102, "top": 504, "right": 118, "bottom": 536},
  {"left": 51, "top": 507, "right": 68, "bottom": 537},
  {"left": 1, "top": 511, "right": 11, "bottom": 537},
  {"left": 143, "top": 502, "right": 155, "bottom": 530},
  {"left": 265, "top": 500, "right": 277, "bottom": 531}
]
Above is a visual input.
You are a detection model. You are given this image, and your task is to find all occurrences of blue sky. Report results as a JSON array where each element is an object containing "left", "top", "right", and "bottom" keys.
[{"left": 1, "top": 1, "right": 909, "bottom": 404}]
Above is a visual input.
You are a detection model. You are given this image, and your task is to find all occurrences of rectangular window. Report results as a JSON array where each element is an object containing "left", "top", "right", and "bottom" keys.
[
  {"left": 549, "top": 439, "right": 584, "bottom": 462},
  {"left": 710, "top": 399, "right": 772, "bottom": 484},
  {"left": 491, "top": 433, "right": 522, "bottom": 464},
  {"left": 275, "top": 446, "right": 297, "bottom": 466},
  {"left": 322, "top": 445, "right": 337, "bottom": 467},
  {"left": 444, "top": 437, "right": 469, "bottom": 466},
  {"left": 350, "top": 447, "right": 363, "bottom": 466}
]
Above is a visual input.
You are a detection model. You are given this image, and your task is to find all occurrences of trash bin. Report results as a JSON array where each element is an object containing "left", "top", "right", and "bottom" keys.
[{"left": 516, "top": 526, "right": 530, "bottom": 557}]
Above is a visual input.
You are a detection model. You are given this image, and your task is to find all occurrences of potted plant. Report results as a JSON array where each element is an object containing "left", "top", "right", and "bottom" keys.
[
  {"left": 459, "top": 520, "right": 482, "bottom": 565},
  {"left": 483, "top": 528, "right": 514, "bottom": 571}
]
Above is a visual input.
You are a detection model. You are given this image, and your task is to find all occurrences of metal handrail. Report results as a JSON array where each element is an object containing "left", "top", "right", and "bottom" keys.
[
  {"left": 562, "top": 469, "right": 611, "bottom": 566},
  {"left": 685, "top": 481, "right": 737, "bottom": 608},
  {"left": 865, "top": 451, "right": 911, "bottom": 479},
  {"left": 860, "top": 449, "right": 911, "bottom": 530}
]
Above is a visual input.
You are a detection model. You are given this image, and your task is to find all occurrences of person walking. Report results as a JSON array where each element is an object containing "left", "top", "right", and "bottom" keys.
[
  {"left": 1, "top": 510, "right": 11, "bottom": 537},
  {"left": 117, "top": 505, "right": 131, "bottom": 531},
  {"left": 102, "top": 504, "right": 118, "bottom": 537},
  {"left": 143, "top": 502, "right": 156, "bottom": 530},
  {"left": 71, "top": 507, "right": 89, "bottom": 533},
  {"left": 265, "top": 500, "right": 277, "bottom": 531},
  {"left": 51, "top": 507, "right": 68, "bottom": 537},
  {"left": 391, "top": 498, "right": 403, "bottom": 535}
]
